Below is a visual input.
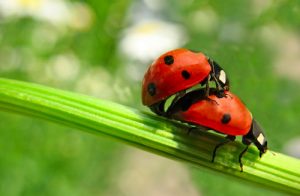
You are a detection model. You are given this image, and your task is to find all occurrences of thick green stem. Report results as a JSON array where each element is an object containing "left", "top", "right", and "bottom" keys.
[{"left": 0, "top": 78, "right": 299, "bottom": 194}]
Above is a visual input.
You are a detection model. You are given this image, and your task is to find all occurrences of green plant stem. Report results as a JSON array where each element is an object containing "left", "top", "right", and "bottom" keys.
[{"left": 0, "top": 78, "right": 299, "bottom": 194}]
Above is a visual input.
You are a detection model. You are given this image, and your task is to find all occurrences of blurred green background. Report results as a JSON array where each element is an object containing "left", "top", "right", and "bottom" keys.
[{"left": 0, "top": 0, "right": 300, "bottom": 195}]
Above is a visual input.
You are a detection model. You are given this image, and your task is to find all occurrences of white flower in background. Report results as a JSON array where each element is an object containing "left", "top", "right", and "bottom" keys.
[
  {"left": 119, "top": 19, "right": 187, "bottom": 62},
  {"left": 118, "top": 0, "right": 187, "bottom": 82},
  {"left": 188, "top": 7, "right": 219, "bottom": 34},
  {"left": 30, "top": 24, "right": 62, "bottom": 51},
  {"left": 219, "top": 22, "right": 245, "bottom": 43},
  {"left": 25, "top": 52, "right": 80, "bottom": 83},
  {"left": 45, "top": 52, "right": 80, "bottom": 81},
  {"left": 0, "top": 0, "right": 93, "bottom": 30},
  {"left": 143, "top": 0, "right": 165, "bottom": 11},
  {"left": 75, "top": 67, "right": 115, "bottom": 100},
  {"left": 251, "top": 0, "right": 273, "bottom": 16},
  {"left": 69, "top": 3, "right": 94, "bottom": 31},
  {"left": 283, "top": 137, "right": 300, "bottom": 158},
  {"left": 257, "top": 23, "right": 300, "bottom": 82},
  {"left": 106, "top": 149, "right": 199, "bottom": 196},
  {"left": 0, "top": 0, "right": 69, "bottom": 23}
]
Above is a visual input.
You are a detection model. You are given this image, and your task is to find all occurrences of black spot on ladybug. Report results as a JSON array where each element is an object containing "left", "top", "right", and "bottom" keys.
[
  {"left": 181, "top": 70, "right": 190, "bottom": 79},
  {"left": 221, "top": 113, "right": 231, "bottom": 124},
  {"left": 164, "top": 55, "right": 174, "bottom": 65},
  {"left": 147, "top": 83, "right": 156, "bottom": 96}
]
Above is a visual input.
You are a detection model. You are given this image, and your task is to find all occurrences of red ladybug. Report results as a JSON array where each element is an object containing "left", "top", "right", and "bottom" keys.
[
  {"left": 142, "top": 48, "right": 229, "bottom": 116},
  {"left": 166, "top": 89, "right": 268, "bottom": 171}
]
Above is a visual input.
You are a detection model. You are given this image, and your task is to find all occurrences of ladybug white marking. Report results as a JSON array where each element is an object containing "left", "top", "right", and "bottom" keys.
[
  {"left": 219, "top": 70, "right": 226, "bottom": 84},
  {"left": 257, "top": 133, "right": 265, "bottom": 145}
]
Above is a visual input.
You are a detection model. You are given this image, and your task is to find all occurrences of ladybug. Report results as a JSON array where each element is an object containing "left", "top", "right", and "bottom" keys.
[
  {"left": 142, "top": 48, "right": 229, "bottom": 116},
  {"left": 166, "top": 89, "right": 268, "bottom": 171}
]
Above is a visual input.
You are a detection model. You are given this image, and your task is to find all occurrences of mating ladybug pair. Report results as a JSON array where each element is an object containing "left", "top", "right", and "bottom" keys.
[{"left": 142, "top": 48, "right": 268, "bottom": 171}]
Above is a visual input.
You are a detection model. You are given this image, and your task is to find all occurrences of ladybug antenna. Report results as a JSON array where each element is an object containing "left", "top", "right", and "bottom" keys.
[{"left": 242, "top": 119, "right": 268, "bottom": 157}]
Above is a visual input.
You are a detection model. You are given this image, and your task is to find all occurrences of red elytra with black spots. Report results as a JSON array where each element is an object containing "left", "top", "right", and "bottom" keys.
[
  {"left": 142, "top": 48, "right": 212, "bottom": 106},
  {"left": 168, "top": 90, "right": 252, "bottom": 136},
  {"left": 167, "top": 89, "right": 268, "bottom": 171}
]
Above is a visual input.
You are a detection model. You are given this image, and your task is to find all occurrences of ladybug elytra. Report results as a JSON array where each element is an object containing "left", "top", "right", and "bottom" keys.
[
  {"left": 142, "top": 48, "right": 229, "bottom": 116},
  {"left": 166, "top": 89, "right": 268, "bottom": 171}
]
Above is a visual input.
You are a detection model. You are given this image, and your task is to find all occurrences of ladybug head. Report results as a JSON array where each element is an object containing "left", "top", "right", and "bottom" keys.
[
  {"left": 142, "top": 48, "right": 212, "bottom": 107},
  {"left": 243, "top": 119, "right": 268, "bottom": 157}
]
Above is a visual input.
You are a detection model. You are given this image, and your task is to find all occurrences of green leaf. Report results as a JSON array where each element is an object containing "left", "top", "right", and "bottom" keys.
[{"left": 0, "top": 77, "right": 299, "bottom": 194}]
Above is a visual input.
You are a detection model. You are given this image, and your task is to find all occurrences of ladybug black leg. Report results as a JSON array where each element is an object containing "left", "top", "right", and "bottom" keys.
[
  {"left": 208, "top": 58, "right": 229, "bottom": 98},
  {"left": 209, "top": 66, "right": 226, "bottom": 98},
  {"left": 259, "top": 150, "right": 263, "bottom": 158},
  {"left": 187, "top": 127, "right": 197, "bottom": 135},
  {"left": 187, "top": 127, "right": 201, "bottom": 135},
  {"left": 213, "top": 75, "right": 222, "bottom": 90},
  {"left": 209, "top": 63, "right": 223, "bottom": 91},
  {"left": 212, "top": 135, "right": 236, "bottom": 163},
  {"left": 212, "top": 74, "right": 226, "bottom": 96},
  {"left": 217, "top": 91, "right": 233, "bottom": 99},
  {"left": 204, "top": 75, "right": 211, "bottom": 97},
  {"left": 224, "top": 92, "right": 233, "bottom": 99},
  {"left": 168, "top": 90, "right": 186, "bottom": 110},
  {"left": 203, "top": 76, "right": 219, "bottom": 105},
  {"left": 238, "top": 145, "right": 249, "bottom": 172},
  {"left": 149, "top": 100, "right": 166, "bottom": 116},
  {"left": 216, "top": 90, "right": 226, "bottom": 98},
  {"left": 204, "top": 97, "right": 219, "bottom": 105}
]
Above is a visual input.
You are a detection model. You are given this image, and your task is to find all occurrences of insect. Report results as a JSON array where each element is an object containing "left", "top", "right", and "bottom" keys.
[
  {"left": 166, "top": 89, "right": 268, "bottom": 171},
  {"left": 142, "top": 48, "right": 229, "bottom": 116}
]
